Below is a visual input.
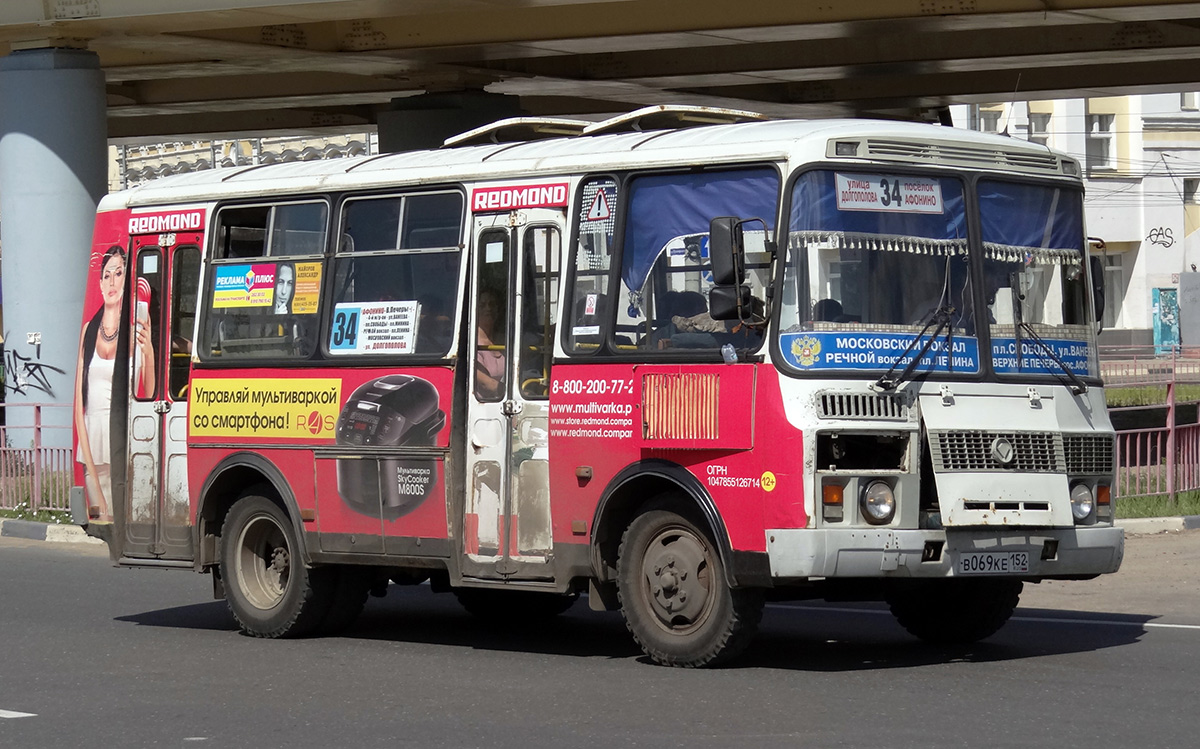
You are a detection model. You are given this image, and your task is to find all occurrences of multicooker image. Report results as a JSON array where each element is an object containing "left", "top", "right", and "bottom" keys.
[{"left": 335, "top": 375, "right": 446, "bottom": 518}]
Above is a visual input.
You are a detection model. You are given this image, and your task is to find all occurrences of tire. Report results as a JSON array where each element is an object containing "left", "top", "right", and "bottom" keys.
[
  {"left": 887, "top": 578, "right": 1023, "bottom": 645},
  {"left": 616, "top": 509, "right": 763, "bottom": 668},
  {"left": 314, "top": 566, "right": 373, "bottom": 635},
  {"left": 453, "top": 588, "right": 578, "bottom": 621},
  {"left": 221, "top": 495, "right": 335, "bottom": 638}
]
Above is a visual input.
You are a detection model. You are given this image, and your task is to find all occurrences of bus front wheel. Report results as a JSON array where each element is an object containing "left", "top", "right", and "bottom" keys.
[
  {"left": 887, "top": 578, "right": 1023, "bottom": 644},
  {"left": 616, "top": 509, "right": 763, "bottom": 667},
  {"left": 221, "top": 495, "right": 334, "bottom": 638}
]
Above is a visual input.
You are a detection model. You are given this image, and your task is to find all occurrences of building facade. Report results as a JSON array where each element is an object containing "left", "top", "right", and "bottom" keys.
[{"left": 953, "top": 94, "right": 1200, "bottom": 347}]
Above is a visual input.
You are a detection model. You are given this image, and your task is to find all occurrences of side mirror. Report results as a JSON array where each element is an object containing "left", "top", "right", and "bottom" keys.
[
  {"left": 709, "top": 285, "right": 752, "bottom": 320},
  {"left": 708, "top": 216, "right": 744, "bottom": 286},
  {"left": 1089, "top": 255, "right": 1106, "bottom": 331}
]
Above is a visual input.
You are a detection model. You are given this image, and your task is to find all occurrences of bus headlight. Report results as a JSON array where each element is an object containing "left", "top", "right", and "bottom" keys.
[
  {"left": 861, "top": 481, "right": 896, "bottom": 525},
  {"left": 1070, "top": 483, "right": 1095, "bottom": 521}
]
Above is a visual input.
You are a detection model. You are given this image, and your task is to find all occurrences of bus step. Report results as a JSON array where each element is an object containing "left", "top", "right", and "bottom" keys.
[{"left": 117, "top": 557, "right": 194, "bottom": 570}]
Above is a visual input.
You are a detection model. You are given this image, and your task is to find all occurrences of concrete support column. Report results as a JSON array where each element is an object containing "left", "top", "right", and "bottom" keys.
[
  {"left": 377, "top": 91, "right": 524, "bottom": 152},
  {"left": 0, "top": 48, "right": 107, "bottom": 444}
]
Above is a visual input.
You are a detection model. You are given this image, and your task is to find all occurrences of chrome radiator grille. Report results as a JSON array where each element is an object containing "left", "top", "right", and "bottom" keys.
[
  {"left": 930, "top": 430, "right": 1063, "bottom": 472},
  {"left": 1064, "top": 433, "right": 1116, "bottom": 475}
]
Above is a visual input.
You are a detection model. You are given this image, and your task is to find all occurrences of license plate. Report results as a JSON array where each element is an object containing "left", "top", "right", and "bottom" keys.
[{"left": 957, "top": 551, "right": 1030, "bottom": 575}]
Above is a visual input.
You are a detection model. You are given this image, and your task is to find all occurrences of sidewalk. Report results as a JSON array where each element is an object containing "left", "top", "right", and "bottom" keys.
[
  {"left": 1117, "top": 515, "right": 1200, "bottom": 534},
  {"left": 0, "top": 518, "right": 102, "bottom": 544}
]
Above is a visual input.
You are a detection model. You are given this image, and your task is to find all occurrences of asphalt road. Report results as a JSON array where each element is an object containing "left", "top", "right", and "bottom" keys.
[{"left": 1, "top": 532, "right": 1198, "bottom": 749}]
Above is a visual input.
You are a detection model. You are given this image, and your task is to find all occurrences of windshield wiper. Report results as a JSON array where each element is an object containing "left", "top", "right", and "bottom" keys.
[
  {"left": 1009, "top": 272, "right": 1087, "bottom": 395},
  {"left": 1014, "top": 321, "right": 1088, "bottom": 396},
  {"left": 872, "top": 304, "right": 956, "bottom": 392}
]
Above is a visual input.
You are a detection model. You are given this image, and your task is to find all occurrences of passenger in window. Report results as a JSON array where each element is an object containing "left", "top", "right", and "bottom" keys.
[
  {"left": 475, "top": 292, "right": 506, "bottom": 398},
  {"left": 417, "top": 295, "right": 454, "bottom": 354},
  {"left": 274, "top": 262, "right": 295, "bottom": 314},
  {"left": 647, "top": 290, "right": 707, "bottom": 349},
  {"left": 812, "top": 298, "right": 843, "bottom": 322}
]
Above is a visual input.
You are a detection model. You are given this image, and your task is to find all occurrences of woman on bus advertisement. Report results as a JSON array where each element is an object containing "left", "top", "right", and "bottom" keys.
[{"left": 74, "top": 245, "right": 156, "bottom": 520}]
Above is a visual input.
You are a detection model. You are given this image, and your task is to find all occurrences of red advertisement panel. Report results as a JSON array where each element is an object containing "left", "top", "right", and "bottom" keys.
[{"left": 548, "top": 362, "right": 805, "bottom": 554}]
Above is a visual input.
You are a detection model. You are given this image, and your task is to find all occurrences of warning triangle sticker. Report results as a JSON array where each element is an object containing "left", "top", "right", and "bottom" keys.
[{"left": 586, "top": 190, "right": 611, "bottom": 221}]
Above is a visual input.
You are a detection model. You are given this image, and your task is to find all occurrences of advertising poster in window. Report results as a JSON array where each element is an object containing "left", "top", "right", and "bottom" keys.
[{"left": 212, "top": 263, "right": 276, "bottom": 308}]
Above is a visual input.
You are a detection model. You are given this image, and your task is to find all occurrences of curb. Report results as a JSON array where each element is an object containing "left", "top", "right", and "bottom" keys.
[
  {"left": 1116, "top": 515, "right": 1200, "bottom": 535},
  {"left": 0, "top": 519, "right": 103, "bottom": 545}
]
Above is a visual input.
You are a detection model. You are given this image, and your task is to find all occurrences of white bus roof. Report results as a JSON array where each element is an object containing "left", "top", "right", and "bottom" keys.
[{"left": 104, "top": 117, "right": 1077, "bottom": 211}]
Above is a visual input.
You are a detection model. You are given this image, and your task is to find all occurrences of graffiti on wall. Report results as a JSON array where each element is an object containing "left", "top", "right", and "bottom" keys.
[
  {"left": 2, "top": 334, "right": 66, "bottom": 396},
  {"left": 1148, "top": 226, "right": 1176, "bottom": 248}
]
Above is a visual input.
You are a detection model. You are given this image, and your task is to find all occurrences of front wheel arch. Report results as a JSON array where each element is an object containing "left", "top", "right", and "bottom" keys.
[{"left": 591, "top": 460, "right": 735, "bottom": 586}]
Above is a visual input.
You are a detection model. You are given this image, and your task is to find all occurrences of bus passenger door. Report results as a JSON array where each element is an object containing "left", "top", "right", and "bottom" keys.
[
  {"left": 464, "top": 210, "right": 562, "bottom": 579},
  {"left": 124, "top": 242, "right": 201, "bottom": 560}
]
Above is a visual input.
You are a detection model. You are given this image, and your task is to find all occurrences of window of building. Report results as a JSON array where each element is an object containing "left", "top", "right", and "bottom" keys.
[
  {"left": 976, "top": 108, "right": 1002, "bottom": 134},
  {"left": 1186, "top": 179, "right": 1200, "bottom": 204},
  {"left": 1086, "top": 114, "right": 1115, "bottom": 171},
  {"left": 1101, "top": 252, "right": 1125, "bottom": 330},
  {"left": 1027, "top": 113, "right": 1051, "bottom": 147}
]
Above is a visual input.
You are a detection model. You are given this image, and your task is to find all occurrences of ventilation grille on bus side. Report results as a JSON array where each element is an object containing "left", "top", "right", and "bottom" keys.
[
  {"left": 864, "top": 138, "right": 1063, "bottom": 176},
  {"left": 930, "top": 430, "right": 1063, "bottom": 472},
  {"left": 1064, "top": 433, "right": 1116, "bottom": 475},
  {"left": 643, "top": 372, "right": 719, "bottom": 440},
  {"left": 817, "top": 392, "right": 909, "bottom": 421}
]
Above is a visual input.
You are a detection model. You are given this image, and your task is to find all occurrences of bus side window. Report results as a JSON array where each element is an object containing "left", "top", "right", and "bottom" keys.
[
  {"left": 331, "top": 191, "right": 464, "bottom": 359},
  {"left": 200, "top": 200, "right": 328, "bottom": 360},
  {"left": 567, "top": 178, "right": 618, "bottom": 354},
  {"left": 519, "top": 226, "right": 560, "bottom": 398}
]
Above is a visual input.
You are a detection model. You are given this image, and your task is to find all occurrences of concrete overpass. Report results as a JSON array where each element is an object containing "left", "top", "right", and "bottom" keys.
[
  {"left": 6, "top": 0, "right": 1200, "bottom": 432},
  {"left": 8, "top": 1, "right": 1200, "bottom": 140}
]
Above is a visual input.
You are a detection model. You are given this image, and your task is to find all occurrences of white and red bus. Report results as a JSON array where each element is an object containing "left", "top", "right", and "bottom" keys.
[{"left": 72, "top": 107, "right": 1123, "bottom": 667}]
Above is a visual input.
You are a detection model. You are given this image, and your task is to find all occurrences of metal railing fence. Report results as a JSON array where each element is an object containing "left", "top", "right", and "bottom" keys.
[
  {"left": 0, "top": 403, "right": 73, "bottom": 513},
  {"left": 1101, "top": 345, "right": 1200, "bottom": 505}
]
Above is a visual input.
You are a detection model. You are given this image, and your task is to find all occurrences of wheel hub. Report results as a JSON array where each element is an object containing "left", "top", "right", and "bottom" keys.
[
  {"left": 642, "top": 529, "right": 712, "bottom": 630},
  {"left": 270, "top": 546, "right": 289, "bottom": 575},
  {"left": 235, "top": 513, "right": 291, "bottom": 611}
]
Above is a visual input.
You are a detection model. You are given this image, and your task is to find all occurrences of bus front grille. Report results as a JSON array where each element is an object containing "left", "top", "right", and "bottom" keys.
[
  {"left": 1064, "top": 433, "right": 1116, "bottom": 475},
  {"left": 930, "top": 430, "right": 1063, "bottom": 472}
]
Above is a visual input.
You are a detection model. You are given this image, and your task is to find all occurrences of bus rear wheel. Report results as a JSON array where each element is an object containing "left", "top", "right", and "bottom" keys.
[
  {"left": 221, "top": 495, "right": 334, "bottom": 638},
  {"left": 887, "top": 578, "right": 1023, "bottom": 644},
  {"left": 617, "top": 509, "right": 763, "bottom": 667}
]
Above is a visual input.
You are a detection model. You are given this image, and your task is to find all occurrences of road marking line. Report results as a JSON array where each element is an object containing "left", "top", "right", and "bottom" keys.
[
  {"left": 766, "top": 603, "right": 1200, "bottom": 630},
  {"left": 0, "top": 709, "right": 36, "bottom": 719}
]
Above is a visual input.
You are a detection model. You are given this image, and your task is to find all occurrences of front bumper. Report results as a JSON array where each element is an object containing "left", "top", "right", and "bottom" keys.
[{"left": 765, "top": 525, "right": 1124, "bottom": 579}]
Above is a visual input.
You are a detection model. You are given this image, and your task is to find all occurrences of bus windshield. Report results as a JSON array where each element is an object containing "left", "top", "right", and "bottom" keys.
[
  {"left": 777, "top": 170, "right": 1095, "bottom": 380},
  {"left": 778, "top": 170, "right": 978, "bottom": 374},
  {"left": 979, "top": 180, "right": 1096, "bottom": 379}
]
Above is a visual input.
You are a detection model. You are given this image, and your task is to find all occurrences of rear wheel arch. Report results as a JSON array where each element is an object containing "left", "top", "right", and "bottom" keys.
[
  {"left": 196, "top": 452, "right": 305, "bottom": 569},
  {"left": 591, "top": 460, "right": 734, "bottom": 586}
]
